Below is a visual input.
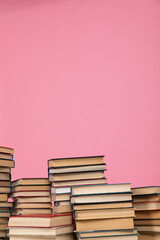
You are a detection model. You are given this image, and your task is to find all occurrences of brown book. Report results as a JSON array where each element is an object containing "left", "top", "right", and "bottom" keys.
[
  {"left": 0, "top": 167, "right": 11, "bottom": 173},
  {"left": 0, "top": 193, "right": 8, "bottom": 202},
  {"left": 0, "top": 186, "right": 11, "bottom": 193},
  {"left": 77, "top": 235, "right": 138, "bottom": 240},
  {"left": 52, "top": 193, "right": 70, "bottom": 201},
  {"left": 0, "top": 202, "right": 13, "bottom": 208},
  {"left": 0, "top": 146, "right": 14, "bottom": 155},
  {"left": 53, "top": 205, "right": 72, "bottom": 213},
  {"left": 0, "top": 230, "right": 6, "bottom": 238},
  {"left": 133, "top": 201, "right": 160, "bottom": 210},
  {"left": 12, "top": 185, "right": 50, "bottom": 192},
  {"left": 135, "top": 219, "right": 160, "bottom": 225},
  {"left": 0, "top": 181, "right": 11, "bottom": 187},
  {"left": 132, "top": 186, "right": 160, "bottom": 195},
  {"left": 10, "top": 191, "right": 50, "bottom": 198},
  {"left": 0, "top": 223, "right": 7, "bottom": 230},
  {"left": 13, "top": 202, "right": 51, "bottom": 209},
  {"left": 12, "top": 208, "right": 52, "bottom": 215},
  {"left": 0, "top": 159, "right": 14, "bottom": 168},
  {"left": 0, "top": 173, "right": 10, "bottom": 180},
  {"left": 0, "top": 212, "right": 10, "bottom": 217},
  {"left": 136, "top": 225, "right": 160, "bottom": 233},
  {"left": 12, "top": 178, "right": 50, "bottom": 187},
  {"left": 75, "top": 208, "right": 135, "bottom": 220},
  {"left": 49, "top": 171, "right": 105, "bottom": 182},
  {"left": 0, "top": 153, "right": 13, "bottom": 160},
  {"left": 76, "top": 217, "right": 134, "bottom": 231},
  {"left": 71, "top": 193, "right": 132, "bottom": 204},
  {"left": 72, "top": 183, "right": 131, "bottom": 195},
  {"left": 51, "top": 178, "right": 107, "bottom": 187},
  {"left": 8, "top": 214, "right": 72, "bottom": 227},
  {"left": 0, "top": 218, "right": 8, "bottom": 223},
  {"left": 48, "top": 156, "right": 104, "bottom": 168},
  {"left": 13, "top": 196, "right": 51, "bottom": 203},
  {"left": 133, "top": 194, "right": 160, "bottom": 202},
  {"left": 73, "top": 202, "right": 132, "bottom": 211},
  {"left": 138, "top": 233, "right": 160, "bottom": 240},
  {"left": 135, "top": 210, "right": 160, "bottom": 219},
  {"left": 8, "top": 225, "right": 74, "bottom": 236},
  {"left": 9, "top": 233, "right": 74, "bottom": 240}
]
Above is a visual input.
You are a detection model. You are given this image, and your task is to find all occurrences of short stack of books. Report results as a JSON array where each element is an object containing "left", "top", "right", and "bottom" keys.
[
  {"left": 132, "top": 186, "right": 160, "bottom": 240},
  {"left": 10, "top": 178, "right": 52, "bottom": 215},
  {"left": 8, "top": 213, "right": 74, "bottom": 240},
  {"left": 71, "top": 183, "right": 139, "bottom": 240},
  {"left": 48, "top": 156, "right": 107, "bottom": 214},
  {"left": 0, "top": 146, "right": 15, "bottom": 240}
]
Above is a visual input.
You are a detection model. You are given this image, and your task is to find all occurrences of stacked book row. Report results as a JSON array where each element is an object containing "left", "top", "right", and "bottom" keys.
[
  {"left": 132, "top": 186, "right": 160, "bottom": 240},
  {"left": 0, "top": 146, "right": 15, "bottom": 240},
  {"left": 9, "top": 178, "right": 51, "bottom": 215},
  {"left": 48, "top": 156, "right": 107, "bottom": 239},
  {"left": 71, "top": 183, "right": 138, "bottom": 240}
]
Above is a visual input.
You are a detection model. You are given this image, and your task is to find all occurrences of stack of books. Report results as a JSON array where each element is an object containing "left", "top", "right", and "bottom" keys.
[
  {"left": 71, "top": 183, "right": 139, "bottom": 240},
  {"left": 132, "top": 186, "right": 160, "bottom": 240},
  {"left": 0, "top": 146, "right": 15, "bottom": 240},
  {"left": 48, "top": 155, "right": 107, "bottom": 214},
  {"left": 8, "top": 213, "right": 74, "bottom": 240},
  {"left": 9, "top": 178, "right": 52, "bottom": 215}
]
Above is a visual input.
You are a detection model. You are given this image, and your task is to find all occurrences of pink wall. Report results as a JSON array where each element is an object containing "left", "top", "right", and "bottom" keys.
[{"left": 0, "top": 0, "right": 160, "bottom": 187}]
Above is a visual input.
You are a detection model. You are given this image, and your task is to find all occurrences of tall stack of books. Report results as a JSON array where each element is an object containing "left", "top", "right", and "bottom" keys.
[
  {"left": 48, "top": 156, "right": 107, "bottom": 214},
  {"left": 71, "top": 183, "right": 139, "bottom": 240},
  {"left": 132, "top": 186, "right": 160, "bottom": 240},
  {"left": 10, "top": 178, "right": 52, "bottom": 215},
  {"left": 0, "top": 146, "right": 15, "bottom": 240},
  {"left": 8, "top": 213, "right": 74, "bottom": 240}
]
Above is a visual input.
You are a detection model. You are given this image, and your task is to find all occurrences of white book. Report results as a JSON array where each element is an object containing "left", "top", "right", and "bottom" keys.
[{"left": 51, "top": 187, "right": 71, "bottom": 194}]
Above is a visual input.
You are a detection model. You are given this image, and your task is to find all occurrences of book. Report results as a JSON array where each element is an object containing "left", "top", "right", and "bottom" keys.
[
  {"left": 75, "top": 218, "right": 134, "bottom": 231},
  {"left": 135, "top": 210, "right": 160, "bottom": 219},
  {"left": 0, "top": 230, "right": 6, "bottom": 238},
  {"left": 138, "top": 234, "right": 160, "bottom": 240},
  {"left": 51, "top": 178, "right": 107, "bottom": 187},
  {"left": 12, "top": 185, "right": 50, "bottom": 192},
  {"left": 10, "top": 191, "right": 50, "bottom": 198},
  {"left": 0, "top": 159, "right": 14, "bottom": 168},
  {"left": 133, "top": 194, "right": 160, "bottom": 202},
  {"left": 78, "top": 229, "right": 138, "bottom": 238},
  {"left": 74, "top": 208, "right": 135, "bottom": 220},
  {"left": 13, "top": 202, "right": 51, "bottom": 209},
  {"left": 73, "top": 202, "right": 132, "bottom": 211},
  {"left": 71, "top": 193, "right": 132, "bottom": 204},
  {"left": 0, "top": 167, "right": 11, "bottom": 173},
  {"left": 0, "top": 181, "right": 11, "bottom": 187},
  {"left": 133, "top": 201, "right": 160, "bottom": 210},
  {"left": 0, "top": 223, "right": 7, "bottom": 230},
  {"left": 71, "top": 184, "right": 131, "bottom": 196},
  {"left": 0, "top": 211, "right": 10, "bottom": 217},
  {"left": 51, "top": 187, "right": 71, "bottom": 194},
  {"left": 11, "top": 208, "right": 52, "bottom": 215},
  {"left": 135, "top": 219, "right": 160, "bottom": 225},
  {"left": 8, "top": 214, "right": 72, "bottom": 227},
  {"left": 9, "top": 233, "right": 74, "bottom": 240},
  {"left": 0, "top": 146, "right": 14, "bottom": 155},
  {"left": 0, "top": 218, "right": 8, "bottom": 223},
  {"left": 49, "top": 164, "right": 106, "bottom": 174},
  {"left": 132, "top": 186, "right": 160, "bottom": 195},
  {"left": 136, "top": 225, "right": 160, "bottom": 233},
  {"left": 53, "top": 205, "right": 72, "bottom": 214},
  {"left": 77, "top": 236, "right": 138, "bottom": 240},
  {"left": 8, "top": 225, "right": 74, "bottom": 236},
  {"left": 0, "top": 173, "right": 10, "bottom": 181},
  {"left": 0, "top": 193, "right": 8, "bottom": 202},
  {"left": 49, "top": 171, "right": 105, "bottom": 182},
  {"left": 52, "top": 193, "right": 70, "bottom": 201},
  {"left": 0, "top": 202, "right": 12, "bottom": 208},
  {"left": 12, "top": 178, "right": 50, "bottom": 187},
  {"left": 0, "top": 153, "right": 13, "bottom": 160},
  {"left": 48, "top": 156, "right": 104, "bottom": 168},
  {"left": 0, "top": 186, "right": 11, "bottom": 193},
  {"left": 13, "top": 196, "right": 51, "bottom": 203}
]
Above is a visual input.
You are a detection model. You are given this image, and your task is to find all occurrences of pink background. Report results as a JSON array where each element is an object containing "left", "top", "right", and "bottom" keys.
[{"left": 0, "top": 0, "right": 160, "bottom": 187}]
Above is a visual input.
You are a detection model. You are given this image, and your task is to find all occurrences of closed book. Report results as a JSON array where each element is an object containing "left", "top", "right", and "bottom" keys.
[
  {"left": 8, "top": 225, "right": 74, "bottom": 236},
  {"left": 13, "top": 196, "right": 51, "bottom": 203},
  {"left": 8, "top": 214, "right": 72, "bottom": 227},
  {"left": 51, "top": 187, "right": 71, "bottom": 194},
  {"left": 74, "top": 208, "right": 135, "bottom": 220},
  {"left": 0, "top": 181, "right": 11, "bottom": 187},
  {"left": 133, "top": 201, "right": 160, "bottom": 210},
  {"left": 10, "top": 191, "right": 50, "bottom": 198},
  {"left": 0, "top": 159, "right": 14, "bottom": 168},
  {"left": 0, "top": 211, "right": 10, "bottom": 217},
  {"left": 52, "top": 193, "right": 70, "bottom": 201},
  {"left": 0, "top": 223, "right": 7, "bottom": 230},
  {"left": 12, "top": 185, "right": 50, "bottom": 192},
  {"left": 53, "top": 205, "right": 72, "bottom": 214},
  {"left": 136, "top": 225, "right": 160, "bottom": 233},
  {"left": 135, "top": 210, "right": 160, "bottom": 219},
  {"left": 0, "top": 167, "right": 11, "bottom": 173},
  {"left": 13, "top": 202, "right": 51, "bottom": 209},
  {"left": 0, "top": 218, "right": 8, "bottom": 223},
  {"left": 0, "top": 230, "right": 6, "bottom": 237},
  {"left": 71, "top": 184, "right": 131, "bottom": 196},
  {"left": 133, "top": 194, "right": 160, "bottom": 202},
  {"left": 0, "top": 146, "right": 14, "bottom": 155},
  {"left": 49, "top": 171, "right": 105, "bottom": 182},
  {"left": 0, "top": 186, "right": 11, "bottom": 193},
  {"left": 132, "top": 186, "right": 160, "bottom": 196},
  {"left": 71, "top": 193, "right": 132, "bottom": 204},
  {"left": 12, "top": 208, "right": 52, "bottom": 215},
  {"left": 135, "top": 219, "right": 160, "bottom": 225},
  {"left": 0, "top": 193, "right": 8, "bottom": 202},
  {"left": 51, "top": 178, "right": 107, "bottom": 187},
  {"left": 49, "top": 164, "right": 106, "bottom": 174},
  {"left": 73, "top": 202, "right": 132, "bottom": 211},
  {"left": 76, "top": 218, "right": 134, "bottom": 231},
  {"left": 0, "top": 153, "right": 13, "bottom": 160},
  {"left": 77, "top": 235, "right": 138, "bottom": 240},
  {"left": 9, "top": 233, "right": 74, "bottom": 240},
  {"left": 138, "top": 233, "right": 160, "bottom": 240},
  {"left": 0, "top": 202, "right": 12, "bottom": 208},
  {"left": 12, "top": 178, "right": 50, "bottom": 187},
  {"left": 0, "top": 173, "right": 11, "bottom": 181}
]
